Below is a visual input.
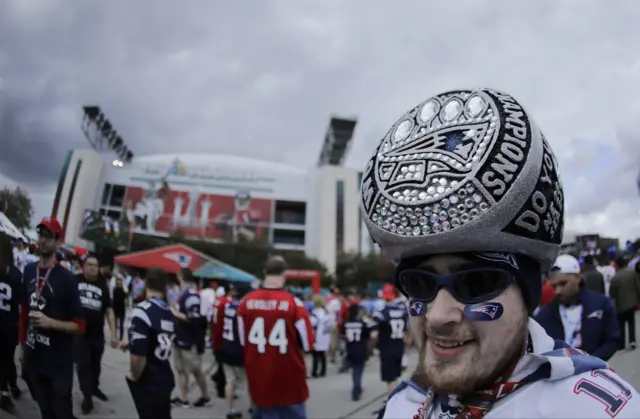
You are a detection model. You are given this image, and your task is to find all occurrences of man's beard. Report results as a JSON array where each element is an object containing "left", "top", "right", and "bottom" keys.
[
  {"left": 411, "top": 325, "right": 527, "bottom": 396},
  {"left": 39, "top": 250, "right": 54, "bottom": 258}
]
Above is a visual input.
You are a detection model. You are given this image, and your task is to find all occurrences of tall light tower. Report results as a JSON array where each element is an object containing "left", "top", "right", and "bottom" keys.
[
  {"left": 317, "top": 116, "right": 357, "bottom": 167},
  {"left": 81, "top": 106, "right": 135, "bottom": 164}
]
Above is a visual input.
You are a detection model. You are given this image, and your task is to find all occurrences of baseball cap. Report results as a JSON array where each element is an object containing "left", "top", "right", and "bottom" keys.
[
  {"left": 37, "top": 217, "right": 64, "bottom": 239},
  {"left": 382, "top": 283, "right": 395, "bottom": 301},
  {"left": 551, "top": 254, "right": 580, "bottom": 275}
]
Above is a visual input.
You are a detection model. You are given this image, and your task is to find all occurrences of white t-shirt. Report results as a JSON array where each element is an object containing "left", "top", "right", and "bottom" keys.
[
  {"left": 310, "top": 307, "right": 332, "bottom": 352},
  {"left": 199, "top": 288, "right": 216, "bottom": 319},
  {"left": 559, "top": 304, "right": 583, "bottom": 348},
  {"left": 326, "top": 298, "right": 342, "bottom": 325},
  {"left": 596, "top": 265, "right": 616, "bottom": 297}
]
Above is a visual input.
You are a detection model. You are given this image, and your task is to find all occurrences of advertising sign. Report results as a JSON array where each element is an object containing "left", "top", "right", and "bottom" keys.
[
  {"left": 122, "top": 184, "right": 272, "bottom": 244},
  {"left": 576, "top": 234, "right": 601, "bottom": 257},
  {"left": 79, "top": 209, "right": 130, "bottom": 251}
]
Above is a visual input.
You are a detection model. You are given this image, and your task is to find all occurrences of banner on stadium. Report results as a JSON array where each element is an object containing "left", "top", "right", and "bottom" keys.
[
  {"left": 575, "top": 234, "right": 601, "bottom": 257},
  {"left": 121, "top": 185, "right": 272, "bottom": 244},
  {"left": 79, "top": 209, "right": 130, "bottom": 251}
]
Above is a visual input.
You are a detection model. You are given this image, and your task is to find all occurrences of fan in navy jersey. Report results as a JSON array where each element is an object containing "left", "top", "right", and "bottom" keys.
[
  {"left": 0, "top": 233, "right": 23, "bottom": 413},
  {"left": 171, "top": 268, "right": 210, "bottom": 408},
  {"left": 120, "top": 268, "right": 176, "bottom": 419},
  {"left": 373, "top": 285, "right": 408, "bottom": 394},
  {"left": 219, "top": 285, "right": 252, "bottom": 419},
  {"left": 342, "top": 303, "right": 378, "bottom": 402},
  {"left": 19, "top": 217, "right": 85, "bottom": 419}
]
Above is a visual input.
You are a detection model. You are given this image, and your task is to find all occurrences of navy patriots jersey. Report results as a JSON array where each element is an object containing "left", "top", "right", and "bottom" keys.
[
  {"left": 373, "top": 302, "right": 408, "bottom": 358},
  {"left": 221, "top": 300, "right": 243, "bottom": 366},
  {"left": 22, "top": 262, "right": 84, "bottom": 377},
  {"left": 0, "top": 266, "right": 23, "bottom": 339},
  {"left": 129, "top": 297, "right": 176, "bottom": 389},
  {"left": 175, "top": 287, "right": 202, "bottom": 350},
  {"left": 342, "top": 316, "right": 377, "bottom": 362}
]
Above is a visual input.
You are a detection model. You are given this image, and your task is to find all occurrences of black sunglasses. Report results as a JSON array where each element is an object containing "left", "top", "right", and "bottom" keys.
[{"left": 397, "top": 268, "right": 515, "bottom": 304}]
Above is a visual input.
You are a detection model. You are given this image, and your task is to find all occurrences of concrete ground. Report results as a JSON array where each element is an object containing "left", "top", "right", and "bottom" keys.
[{"left": 5, "top": 313, "right": 640, "bottom": 419}]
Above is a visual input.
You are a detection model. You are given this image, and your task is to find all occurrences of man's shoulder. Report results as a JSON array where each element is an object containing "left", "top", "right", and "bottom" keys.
[
  {"left": 381, "top": 381, "right": 426, "bottom": 419},
  {"left": 23, "top": 262, "right": 37, "bottom": 276},
  {"left": 53, "top": 264, "right": 76, "bottom": 281},
  {"left": 514, "top": 369, "right": 640, "bottom": 418},
  {"left": 582, "top": 289, "right": 613, "bottom": 308}
]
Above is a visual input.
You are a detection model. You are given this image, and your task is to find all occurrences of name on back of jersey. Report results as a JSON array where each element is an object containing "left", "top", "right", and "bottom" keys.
[
  {"left": 246, "top": 299, "right": 290, "bottom": 311},
  {"left": 160, "top": 319, "right": 174, "bottom": 333},
  {"left": 388, "top": 309, "right": 405, "bottom": 318}
]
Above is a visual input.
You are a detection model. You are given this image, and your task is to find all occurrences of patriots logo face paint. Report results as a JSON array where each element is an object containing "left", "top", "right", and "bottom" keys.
[
  {"left": 409, "top": 300, "right": 427, "bottom": 316},
  {"left": 463, "top": 302, "right": 504, "bottom": 321}
]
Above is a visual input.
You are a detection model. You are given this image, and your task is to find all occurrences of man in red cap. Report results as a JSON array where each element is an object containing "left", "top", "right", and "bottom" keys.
[{"left": 19, "top": 217, "right": 85, "bottom": 419}]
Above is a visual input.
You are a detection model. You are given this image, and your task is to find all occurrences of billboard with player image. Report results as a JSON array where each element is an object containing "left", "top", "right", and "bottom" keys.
[
  {"left": 79, "top": 209, "right": 131, "bottom": 251},
  {"left": 122, "top": 184, "right": 272, "bottom": 244},
  {"left": 576, "top": 234, "right": 601, "bottom": 257}
]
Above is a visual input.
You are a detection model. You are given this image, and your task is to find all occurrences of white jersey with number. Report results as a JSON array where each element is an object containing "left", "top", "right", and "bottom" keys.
[
  {"left": 383, "top": 319, "right": 640, "bottom": 418},
  {"left": 310, "top": 307, "right": 332, "bottom": 352}
]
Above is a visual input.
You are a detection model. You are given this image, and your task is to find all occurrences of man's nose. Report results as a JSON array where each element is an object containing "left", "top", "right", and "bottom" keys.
[{"left": 426, "top": 289, "right": 464, "bottom": 327}]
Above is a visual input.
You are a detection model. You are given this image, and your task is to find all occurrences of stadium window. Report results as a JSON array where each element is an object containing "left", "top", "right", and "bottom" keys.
[
  {"left": 272, "top": 229, "right": 305, "bottom": 245},
  {"left": 101, "top": 183, "right": 113, "bottom": 206},
  {"left": 108, "top": 184, "right": 126, "bottom": 208},
  {"left": 106, "top": 210, "right": 121, "bottom": 220},
  {"left": 274, "top": 200, "right": 306, "bottom": 225}
]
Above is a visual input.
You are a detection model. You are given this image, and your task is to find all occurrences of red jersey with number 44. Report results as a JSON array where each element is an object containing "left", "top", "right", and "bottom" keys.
[{"left": 237, "top": 288, "right": 314, "bottom": 408}]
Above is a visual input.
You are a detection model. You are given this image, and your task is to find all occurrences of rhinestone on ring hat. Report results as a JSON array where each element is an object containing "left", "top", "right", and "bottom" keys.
[{"left": 371, "top": 182, "right": 490, "bottom": 236}]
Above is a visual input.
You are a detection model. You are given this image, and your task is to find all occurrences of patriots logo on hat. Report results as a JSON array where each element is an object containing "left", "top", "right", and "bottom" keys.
[
  {"left": 164, "top": 252, "right": 192, "bottom": 268},
  {"left": 474, "top": 252, "right": 519, "bottom": 269}
]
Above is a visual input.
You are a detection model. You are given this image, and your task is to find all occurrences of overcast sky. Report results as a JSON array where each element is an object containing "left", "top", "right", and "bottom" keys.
[{"left": 1, "top": 0, "right": 640, "bottom": 241}]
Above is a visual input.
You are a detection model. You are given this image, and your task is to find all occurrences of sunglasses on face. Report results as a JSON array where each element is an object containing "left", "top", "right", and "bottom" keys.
[
  {"left": 397, "top": 268, "right": 515, "bottom": 304},
  {"left": 37, "top": 231, "right": 56, "bottom": 240}
]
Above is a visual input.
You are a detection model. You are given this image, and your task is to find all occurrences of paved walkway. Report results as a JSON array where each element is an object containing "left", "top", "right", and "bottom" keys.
[
  {"left": 8, "top": 346, "right": 406, "bottom": 419},
  {"left": 7, "top": 313, "right": 640, "bottom": 418}
]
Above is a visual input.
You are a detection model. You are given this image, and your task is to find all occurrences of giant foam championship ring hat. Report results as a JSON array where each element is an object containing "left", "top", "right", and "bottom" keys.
[{"left": 360, "top": 89, "right": 565, "bottom": 274}]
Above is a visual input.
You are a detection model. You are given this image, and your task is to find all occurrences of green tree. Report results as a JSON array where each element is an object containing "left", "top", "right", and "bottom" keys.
[
  {"left": 0, "top": 187, "right": 34, "bottom": 230},
  {"left": 335, "top": 251, "right": 394, "bottom": 291}
]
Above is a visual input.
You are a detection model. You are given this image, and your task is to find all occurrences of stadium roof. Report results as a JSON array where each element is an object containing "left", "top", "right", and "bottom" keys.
[{"left": 134, "top": 153, "right": 306, "bottom": 176}]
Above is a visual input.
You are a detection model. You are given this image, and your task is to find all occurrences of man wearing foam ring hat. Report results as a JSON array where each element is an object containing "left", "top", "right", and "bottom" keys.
[
  {"left": 360, "top": 89, "right": 640, "bottom": 418},
  {"left": 535, "top": 254, "right": 619, "bottom": 361}
]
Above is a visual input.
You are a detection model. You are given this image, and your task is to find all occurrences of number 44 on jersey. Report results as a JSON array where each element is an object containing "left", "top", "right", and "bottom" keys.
[{"left": 248, "top": 317, "right": 288, "bottom": 354}]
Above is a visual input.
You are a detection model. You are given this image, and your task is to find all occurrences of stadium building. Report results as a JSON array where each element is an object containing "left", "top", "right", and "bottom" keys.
[{"left": 51, "top": 116, "right": 373, "bottom": 273}]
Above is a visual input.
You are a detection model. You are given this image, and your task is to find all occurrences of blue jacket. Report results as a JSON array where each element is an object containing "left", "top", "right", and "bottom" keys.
[{"left": 534, "top": 289, "right": 620, "bottom": 361}]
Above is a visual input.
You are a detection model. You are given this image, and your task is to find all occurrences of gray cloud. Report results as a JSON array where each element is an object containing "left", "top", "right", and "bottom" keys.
[
  {"left": 0, "top": 93, "right": 78, "bottom": 183},
  {"left": 2, "top": 0, "right": 640, "bottom": 236}
]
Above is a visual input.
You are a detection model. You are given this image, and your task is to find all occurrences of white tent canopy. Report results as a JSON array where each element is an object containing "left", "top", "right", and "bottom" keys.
[{"left": 0, "top": 211, "right": 27, "bottom": 241}]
